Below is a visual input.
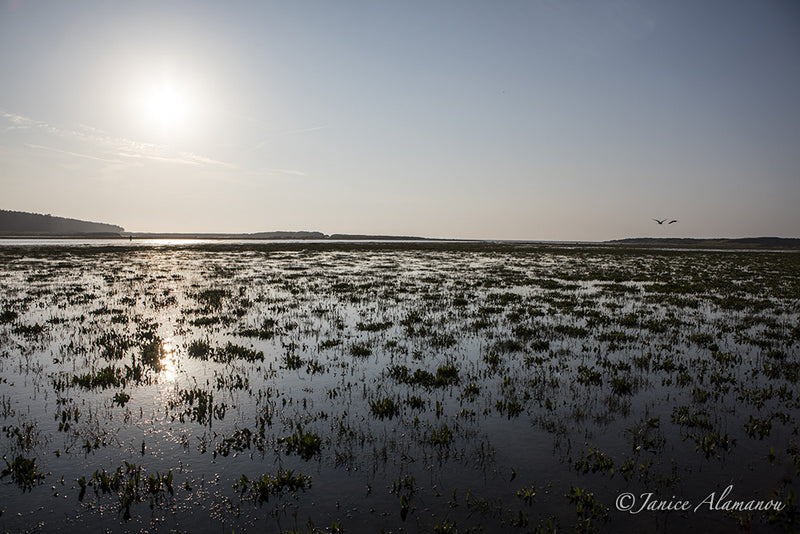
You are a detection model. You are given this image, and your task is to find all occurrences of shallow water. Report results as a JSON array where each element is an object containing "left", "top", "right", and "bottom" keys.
[{"left": 0, "top": 242, "right": 798, "bottom": 533}]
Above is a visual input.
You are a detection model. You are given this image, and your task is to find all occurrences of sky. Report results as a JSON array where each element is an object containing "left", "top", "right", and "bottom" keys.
[{"left": 1, "top": 0, "right": 798, "bottom": 240}]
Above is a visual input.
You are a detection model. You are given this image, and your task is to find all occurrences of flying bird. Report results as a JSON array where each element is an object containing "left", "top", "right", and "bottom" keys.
[
  {"left": 668, "top": 219, "right": 678, "bottom": 224},
  {"left": 652, "top": 218, "right": 678, "bottom": 225}
]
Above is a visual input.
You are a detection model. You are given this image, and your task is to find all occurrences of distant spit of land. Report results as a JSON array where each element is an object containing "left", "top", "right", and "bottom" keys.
[
  {"left": 0, "top": 209, "right": 124, "bottom": 236},
  {"left": 127, "top": 232, "right": 431, "bottom": 241},
  {"left": 1, "top": 209, "right": 798, "bottom": 248},
  {"left": 0, "top": 209, "right": 431, "bottom": 241},
  {"left": 605, "top": 237, "right": 800, "bottom": 249}
]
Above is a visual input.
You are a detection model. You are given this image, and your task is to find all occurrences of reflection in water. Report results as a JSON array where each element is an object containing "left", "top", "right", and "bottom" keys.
[
  {"left": 141, "top": 336, "right": 178, "bottom": 380},
  {"left": 160, "top": 338, "right": 177, "bottom": 382}
]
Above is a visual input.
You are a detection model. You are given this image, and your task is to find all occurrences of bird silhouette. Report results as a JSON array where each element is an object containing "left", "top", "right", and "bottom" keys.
[
  {"left": 652, "top": 218, "right": 667, "bottom": 225},
  {"left": 668, "top": 219, "right": 678, "bottom": 224}
]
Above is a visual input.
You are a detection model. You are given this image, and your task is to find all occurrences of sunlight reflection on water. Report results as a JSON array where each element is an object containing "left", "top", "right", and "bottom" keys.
[{"left": 160, "top": 338, "right": 178, "bottom": 382}]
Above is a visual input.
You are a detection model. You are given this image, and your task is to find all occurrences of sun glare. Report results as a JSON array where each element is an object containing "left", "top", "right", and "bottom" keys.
[
  {"left": 143, "top": 84, "right": 189, "bottom": 130},
  {"left": 121, "top": 57, "right": 211, "bottom": 141},
  {"left": 159, "top": 337, "right": 178, "bottom": 382}
]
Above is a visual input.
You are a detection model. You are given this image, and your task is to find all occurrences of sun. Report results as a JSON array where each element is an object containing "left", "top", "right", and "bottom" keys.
[
  {"left": 122, "top": 59, "right": 211, "bottom": 141},
  {"left": 142, "top": 84, "right": 190, "bottom": 131}
]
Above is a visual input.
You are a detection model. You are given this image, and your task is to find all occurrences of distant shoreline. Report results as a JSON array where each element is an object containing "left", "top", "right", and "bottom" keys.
[
  {"left": 3, "top": 210, "right": 797, "bottom": 248},
  {"left": 0, "top": 232, "right": 440, "bottom": 241},
  {"left": 0, "top": 234, "right": 798, "bottom": 249},
  {"left": 604, "top": 237, "right": 800, "bottom": 249}
]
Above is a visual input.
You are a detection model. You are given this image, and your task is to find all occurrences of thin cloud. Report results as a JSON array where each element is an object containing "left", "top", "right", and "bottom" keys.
[
  {"left": 4, "top": 110, "right": 309, "bottom": 177},
  {"left": 2, "top": 112, "right": 56, "bottom": 134},
  {"left": 2, "top": 112, "right": 30, "bottom": 128},
  {"left": 178, "top": 152, "right": 237, "bottom": 168},
  {"left": 26, "top": 143, "right": 127, "bottom": 164},
  {"left": 113, "top": 148, "right": 236, "bottom": 168},
  {"left": 2, "top": 111, "right": 238, "bottom": 169}
]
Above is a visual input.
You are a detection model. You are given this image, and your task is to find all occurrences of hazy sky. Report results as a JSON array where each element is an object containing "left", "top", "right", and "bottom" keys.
[{"left": 1, "top": 1, "right": 798, "bottom": 240}]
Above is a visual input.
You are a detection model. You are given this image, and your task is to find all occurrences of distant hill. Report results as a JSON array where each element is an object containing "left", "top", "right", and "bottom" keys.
[
  {"left": 606, "top": 237, "right": 800, "bottom": 249},
  {"left": 0, "top": 209, "right": 124, "bottom": 236}
]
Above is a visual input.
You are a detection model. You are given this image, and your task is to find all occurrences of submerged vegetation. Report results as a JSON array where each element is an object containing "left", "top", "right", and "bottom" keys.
[{"left": 0, "top": 241, "right": 798, "bottom": 532}]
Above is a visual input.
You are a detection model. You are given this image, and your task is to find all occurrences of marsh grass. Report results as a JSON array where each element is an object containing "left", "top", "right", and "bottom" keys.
[
  {"left": 85, "top": 463, "right": 173, "bottom": 519},
  {"left": 236, "top": 469, "right": 312, "bottom": 504},
  {"left": 1, "top": 455, "right": 45, "bottom": 491},
  {"left": 389, "top": 363, "right": 460, "bottom": 388},
  {"left": 0, "top": 242, "right": 798, "bottom": 532},
  {"left": 73, "top": 365, "right": 123, "bottom": 389},
  {"left": 280, "top": 427, "right": 323, "bottom": 460}
]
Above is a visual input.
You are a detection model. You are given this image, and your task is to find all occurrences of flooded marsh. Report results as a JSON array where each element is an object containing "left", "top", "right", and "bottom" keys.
[{"left": 0, "top": 242, "right": 798, "bottom": 533}]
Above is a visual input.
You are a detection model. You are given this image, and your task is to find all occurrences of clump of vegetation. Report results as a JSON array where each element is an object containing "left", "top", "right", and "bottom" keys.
[
  {"left": 389, "top": 363, "right": 459, "bottom": 388},
  {"left": 84, "top": 462, "right": 173, "bottom": 520},
  {"left": 554, "top": 325, "right": 589, "bottom": 338},
  {"left": 239, "top": 318, "right": 277, "bottom": 339},
  {"left": 576, "top": 365, "right": 602, "bottom": 386},
  {"left": 597, "top": 331, "right": 634, "bottom": 344},
  {"left": 610, "top": 375, "right": 634, "bottom": 395},
  {"left": 216, "top": 343, "right": 263, "bottom": 363},
  {"left": 349, "top": 343, "right": 372, "bottom": 357},
  {"left": 744, "top": 416, "right": 772, "bottom": 439},
  {"left": 390, "top": 474, "right": 417, "bottom": 520},
  {"left": 573, "top": 449, "right": 614, "bottom": 474},
  {"left": 73, "top": 365, "right": 123, "bottom": 389},
  {"left": 235, "top": 469, "right": 312, "bottom": 504},
  {"left": 566, "top": 486, "right": 608, "bottom": 532},
  {"left": 517, "top": 485, "right": 536, "bottom": 505},
  {"left": 530, "top": 339, "right": 550, "bottom": 352},
  {"left": 113, "top": 392, "right": 131, "bottom": 407},
  {"left": 0, "top": 308, "right": 18, "bottom": 324},
  {"left": 96, "top": 331, "right": 134, "bottom": 360},
  {"left": 1, "top": 455, "right": 45, "bottom": 491},
  {"left": 191, "top": 315, "right": 221, "bottom": 326},
  {"left": 369, "top": 397, "right": 401, "bottom": 419},
  {"left": 357, "top": 320, "right": 393, "bottom": 332},
  {"left": 496, "top": 397, "right": 524, "bottom": 418},
  {"left": 671, "top": 405, "right": 713, "bottom": 430},
  {"left": 490, "top": 338, "right": 524, "bottom": 353},
  {"left": 195, "top": 289, "right": 228, "bottom": 309},
  {"left": 187, "top": 339, "right": 212, "bottom": 359},
  {"left": 168, "top": 387, "right": 226, "bottom": 425},
  {"left": 426, "top": 424, "right": 454, "bottom": 446},
  {"left": 483, "top": 353, "right": 502, "bottom": 368},
  {"left": 404, "top": 395, "right": 426, "bottom": 409},
  {"left": 283, "top": 353, "right": 304, "bottom": 370},
  {"left": 215, "top": 427, "right": 258, "bottom": 457},
  {"left": 12, "top": 323, "right": 45, "bottom": 337},
  {"left": 140, "top": 338, "right": 164, "bottom": 371},
  {"left": 693, "top": 432, "right": 735, "bottom": 458},
  {"left": 280, "top": 427, "right": 323, "bottom": 460},
  {"left": 319, "top": 339, "right": 341, "bottom": 349},
  {"left": 186, "top": 341, "right": 263, "bottom": 364}
]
